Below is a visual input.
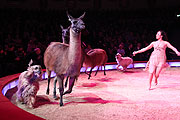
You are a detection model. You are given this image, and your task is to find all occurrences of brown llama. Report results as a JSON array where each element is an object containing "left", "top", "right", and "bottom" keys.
[
  {"left": 44, "top": 12, "right": 85, "bottom": 106},
  {"left": 83, "top": 48, "right": 108, "bottom": 79},
  {"left": 53, "top": 28, "right": 107, "bottom": 98}
]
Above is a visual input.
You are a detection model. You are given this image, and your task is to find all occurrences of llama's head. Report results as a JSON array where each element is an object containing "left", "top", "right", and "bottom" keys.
[
  {"left": 67, "top": 12, "right": 85, "bottom": 34},
  {"left": 60, "top": 25, "right": 70, "bottom": 39}
]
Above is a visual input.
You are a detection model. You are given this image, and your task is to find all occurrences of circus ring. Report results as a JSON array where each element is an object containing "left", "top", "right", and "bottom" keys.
[{"left": 1, "top": 60, "right": 180, "bottom": 120}]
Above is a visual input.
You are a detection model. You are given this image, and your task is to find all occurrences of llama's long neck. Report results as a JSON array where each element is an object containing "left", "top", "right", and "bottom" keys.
[{"left": 68, "top": 28, "right": 82, "bottom": 64}]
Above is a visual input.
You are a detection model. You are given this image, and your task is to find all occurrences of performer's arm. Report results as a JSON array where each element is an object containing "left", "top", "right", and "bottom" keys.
[
  {"left": 133, "top": 42, "right": 153, "bottom": 56},
  {"left": 166, "top": 41, "right": 180, "bottom": 56}
]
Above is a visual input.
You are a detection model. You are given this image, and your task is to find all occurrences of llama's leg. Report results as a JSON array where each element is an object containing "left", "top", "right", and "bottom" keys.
[
  {"left": 103, "top": 65, "right": 106, "bottom": 75},
  {"left": 63, "top": 77, "right": 75, "bottom": 95},
  {"left": 53, "top": 76, "right": 57, "bottom": 99},
  {"left": 46, "top": 70, "right": 51, "bottom": 95},
  {"left": 64, "top": 76, "right": 69, "bottom": 88},
  {"left": 84, "top": 70, "right": 87, "bottom": 74},
  {"left": 57, "top": 75, "right": 64, "bottom": 106},
  {"left": 95, "top": 67, "right": 99, "bottom": 76},
  {"left": 88, "top": 68, "right": 93, "bottom": 79},
  {"left": 84, "top": 68, "right": 89, "bottom": 75}
]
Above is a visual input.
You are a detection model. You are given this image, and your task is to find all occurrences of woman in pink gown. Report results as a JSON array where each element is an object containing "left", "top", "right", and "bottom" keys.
[{"left": 133, "top": 30, "right": 180, "bottom": 90}]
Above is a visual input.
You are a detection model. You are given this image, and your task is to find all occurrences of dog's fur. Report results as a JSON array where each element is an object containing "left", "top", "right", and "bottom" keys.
[
  {"left": 16, "top": 61, "right": 42, "bottom": 108},
  {"left": 115, "top": 53, "right": 133, "bottom": 71}
]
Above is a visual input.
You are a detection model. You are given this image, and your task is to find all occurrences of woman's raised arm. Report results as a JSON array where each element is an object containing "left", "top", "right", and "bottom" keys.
[
  {"left": 133, "top": 42, "right": 154, "bottom": 56},
  {"left": 166, "top": 41, "right": 180, "bottom": 56}
]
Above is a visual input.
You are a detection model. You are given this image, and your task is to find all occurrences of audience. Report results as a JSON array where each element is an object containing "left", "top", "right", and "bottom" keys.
[{"left": 117, "top": 43, "right": 125, "bottom": 57}]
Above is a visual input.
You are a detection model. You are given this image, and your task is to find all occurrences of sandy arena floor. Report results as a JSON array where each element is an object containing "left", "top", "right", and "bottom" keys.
[{"left": 8, "top": 67, "right": 180, "bottom": 120}]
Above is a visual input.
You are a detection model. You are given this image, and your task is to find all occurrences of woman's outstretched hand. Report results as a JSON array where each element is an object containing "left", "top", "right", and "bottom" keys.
[
  {"left": 133, "top": 51, "right": 137, "bottom": 56},
  {"left": 177, "top": 52, "right": 180, "bottom": 56}
]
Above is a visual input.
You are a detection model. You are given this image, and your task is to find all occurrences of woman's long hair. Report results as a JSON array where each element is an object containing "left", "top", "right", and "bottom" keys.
[{"left": 159, "top": 30, "right": 168, "bottom": 41}]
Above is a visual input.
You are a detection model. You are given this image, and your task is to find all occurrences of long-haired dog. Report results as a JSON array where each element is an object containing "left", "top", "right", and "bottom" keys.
[
  {"left": 16, "top": 60, "right": 42, "bottom": 108},
  {"left": 115, "top": 53, "right": 133, "bottom": 71}
]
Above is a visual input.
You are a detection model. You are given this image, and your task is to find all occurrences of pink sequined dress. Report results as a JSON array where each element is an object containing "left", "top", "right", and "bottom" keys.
[{"left": 147, "top": 41, "right": 170, "bottom": 73}]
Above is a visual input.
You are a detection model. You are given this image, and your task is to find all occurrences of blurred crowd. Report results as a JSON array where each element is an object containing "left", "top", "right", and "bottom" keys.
[{"left": 0, "top": 8, "right": 179, "bottom": 77}]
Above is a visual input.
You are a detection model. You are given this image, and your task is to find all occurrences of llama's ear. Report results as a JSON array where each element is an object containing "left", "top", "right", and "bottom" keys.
[
  {"left": 28, "top": 59, "right": 33, "bottom": 67},
  {"left": 60, "top": 25, "right": 63, "bottom": 30},
  {"left": 66, "top": 11, "right": 73, "bottom": 21},
  {"left": 79, "top": 12, "right": 86, "bottom": 19}
]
